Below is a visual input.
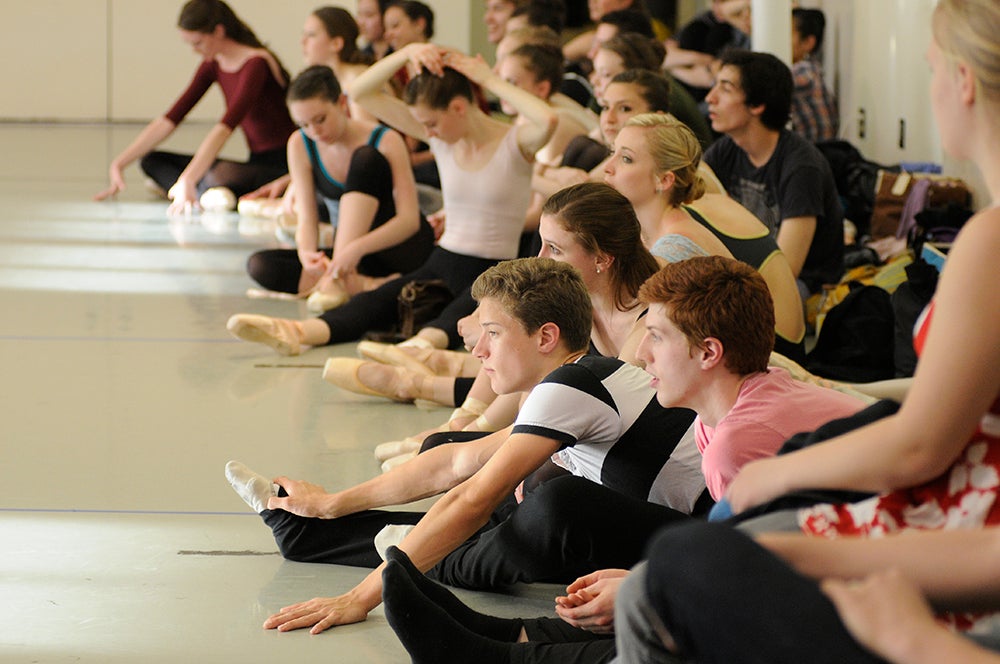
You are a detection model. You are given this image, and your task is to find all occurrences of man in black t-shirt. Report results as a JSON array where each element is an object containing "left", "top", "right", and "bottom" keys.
[{"left": 703, "top": 49, "right": 844, "bottom": 298}]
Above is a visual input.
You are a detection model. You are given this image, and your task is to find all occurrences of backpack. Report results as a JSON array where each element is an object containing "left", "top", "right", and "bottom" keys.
[
  {"left": 816, "top": 139, "right": 890, "bottom": 238},
  {"left": 891, "top": 259, "right": 939, "bottom": 377},
  {"left": 805, "top": 283, "right": 896, "bottom": 383}
]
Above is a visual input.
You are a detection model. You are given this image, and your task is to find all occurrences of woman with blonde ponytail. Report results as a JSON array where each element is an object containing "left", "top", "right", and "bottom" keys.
[{"left": 605, "top": 112, "right": 806, "bottom": 360}]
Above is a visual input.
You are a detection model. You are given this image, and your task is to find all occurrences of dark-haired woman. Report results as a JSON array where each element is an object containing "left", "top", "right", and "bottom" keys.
[
  {"left": 356, "top": 0, "right": 391, "bottom": 61},
  {"left": 302, "top": 6, "right": 378, "bottom": 122},
  {"left": 94, "top": 0, "right": 296, "bottom": 214},
  {"left": 244, "top": 65, "right": 433, "bottom": 305},
  {"left": 238, "top": 6, "right": 381, "bottom": 209},
  {"left": 227, "top": 42, "right": 556, "bottom": 355}
]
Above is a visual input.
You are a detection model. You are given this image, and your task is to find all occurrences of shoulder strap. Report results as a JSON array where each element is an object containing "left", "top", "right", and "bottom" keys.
[
  {"left": 300, "top": 128, "right": 322, "bottom": 164},
  {"left": 368, "top": 124, "right": 388, "bottom": 148}
]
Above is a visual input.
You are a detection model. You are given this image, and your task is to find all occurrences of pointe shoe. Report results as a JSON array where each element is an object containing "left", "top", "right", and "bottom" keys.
[
  {"left": 357, "top": 341, "right": 475, "bottom": 377},
  {"left": 374, "top": 438, "right": 422, "bottom": 462},
  {"left": 306, "top": 279, "right": 349, "bottom": 314},
  {"left": 420, "top": 348, "right": 480, "bottom": 377},
  {"left": 277, "top": 210, "right": 298, "bottom": 232},
  {"left": 227, "top": 314, "right": 302, "bottom": 356},
  {"left": 200, "top": 186, "right": 237, "bottom": 212},
  {"left": 322, "top": 357, "right": 421, "bottom": 402},
  {"left": 237, "top": 198, "right": 284, "bottom": 219},
  {"left": 356, "top": 341, "right": 435, "bottom": 377}
]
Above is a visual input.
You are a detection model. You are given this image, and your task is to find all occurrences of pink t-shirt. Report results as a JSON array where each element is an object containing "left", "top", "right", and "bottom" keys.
[{"left": 696, "top": 368, "right": 865, "bottom": 500}]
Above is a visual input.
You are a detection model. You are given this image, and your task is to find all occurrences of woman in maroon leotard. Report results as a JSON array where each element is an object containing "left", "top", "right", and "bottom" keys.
[{"left": 94, "top": 0, "right": 296, "bottom": 215}]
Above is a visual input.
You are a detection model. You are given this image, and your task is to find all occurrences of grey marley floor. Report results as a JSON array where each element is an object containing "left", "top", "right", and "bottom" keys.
[{"left": 0, "top": 123, "right": 557, "bottom": 663}]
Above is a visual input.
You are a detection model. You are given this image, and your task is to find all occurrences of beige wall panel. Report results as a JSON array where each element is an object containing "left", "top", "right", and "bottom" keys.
[
  {"left": 3, "top": 0, "right": 478, "bottom": 122},
  {"left": 0, "top": 0, "right": 107, "bottom": 121},
  {"left": 110, "top": 0, "right": 318, "bottom": 121},
  {"left": 110, "top": 0, "right": 474, "bottom": 121}
]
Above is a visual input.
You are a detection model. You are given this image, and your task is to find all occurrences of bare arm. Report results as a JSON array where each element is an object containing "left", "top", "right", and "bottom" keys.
[
  {"left": 445, "top": 50, "right": 557, "bottom": 160},
  {"left": 562, "top": 30, "right": 595, "bottom": 63},
  {"left": 823, "top": 570, "right": 1000, "bottom": 664},
  {"left": 761, "top": 527, "right": 1000, "bottom": 610},
  {"left": 662, "top": 41, "right": 716, "bottom": 69},
  {"left": 666, "top": 63, "right": 717, "bottom": 91},
  {"left": 329, "top": 130, "right": 422, "bottom": 277},
  {"left": 394, "top": 432, "right": 561, "bottom": 571},
  {"left": 94, "top": 116, "right": 176, "bottom": 200},
  {"left": 241, "top": 174, "right": 290, "bottom": 200},
  {"left": 536, "top": 111, "right": 588, "bottom": 167},
  {"left": 726, "top": 212, "right": 1000, "bottom": 512},
  {"left": 846, "top": 378, "right": 913, "bottom": 402},
  {"left": 775, "top": 215, "right": 817, "bottom": 278},
  {"left": 268, "top": 426, "right": 512, "bottom": 519},
  {"left": 532, "top": 165, "right": 593, "bottom": 199},
  {"left": 287, "top": 133, "right": 329, "bottom": 283},
  {"left": 265, "top": 431, "right": 560, "bottom": 634},
  {"left": 347, "top": 44, "right": 435, "bottom": 142},
  {"left": 550, "top": 92, "right": 599, "bottom": 133}
]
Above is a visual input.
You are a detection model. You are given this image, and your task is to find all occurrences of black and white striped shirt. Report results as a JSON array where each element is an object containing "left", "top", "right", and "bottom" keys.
[{"left": 513, "top": 355, "right": 706, "bottom": 514}]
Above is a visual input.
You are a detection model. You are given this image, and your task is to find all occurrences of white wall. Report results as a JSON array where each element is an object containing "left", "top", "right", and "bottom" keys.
[
  {"left": 0, "top": 0, "right": 479, "bottom": 122},
  {"left": 0, "top": 0, "right": 109, "bottom": 120}
]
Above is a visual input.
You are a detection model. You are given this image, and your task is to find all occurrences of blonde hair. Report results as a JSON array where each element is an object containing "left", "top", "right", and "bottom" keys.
[
  {"left": 934, "top": 0, "right": 1000, "bottom": 100},
  {"left": 624, "top": 113, "right": 706, "bottom": 207},
  {"left": 503, "top": 25, "right": 561, "bottom": 50}
]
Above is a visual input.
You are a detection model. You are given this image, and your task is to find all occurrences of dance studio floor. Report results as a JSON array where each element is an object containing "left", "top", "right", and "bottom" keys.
[{"left": 0, "top": 123, "right": 557, "bottom": 663}]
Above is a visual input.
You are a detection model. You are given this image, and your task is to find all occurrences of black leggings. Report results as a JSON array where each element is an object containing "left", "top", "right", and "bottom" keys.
[
  {"left": 245, "top": 222, "right": 435, "bottom": 294},
  {"left": 643, "top": 522, "right": 888, "bottom": 664},
  {"left": 263, "top": 475, "right": 690, "bottom": 590},
  {"left": 140, "top": 146, "right": 288, "bottom": 198},
  {"left": 317, "top": 247, "right": 498, "bottom": 348}
]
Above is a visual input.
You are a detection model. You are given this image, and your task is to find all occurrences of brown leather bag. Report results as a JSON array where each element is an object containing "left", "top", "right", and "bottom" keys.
[
  {"left": 363, "top": 279, "right": 453, "bottom": 343},
  {"left": 869, "top": 170, "right": 971, "bottom": 239},
  {"left": 397, "top": 279, "right": 452, "bottom": 338}
]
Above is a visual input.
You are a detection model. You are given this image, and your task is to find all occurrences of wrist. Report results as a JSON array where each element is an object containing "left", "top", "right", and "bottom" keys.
[
  {"left": 889, "top": 624, "right": 950, "bottom": 664},
  {"left": 319, "top": 493, "right": 342, "bottom": 519},
  {"left": 352, "top": 568, "right": 387, "bottom": 610}
]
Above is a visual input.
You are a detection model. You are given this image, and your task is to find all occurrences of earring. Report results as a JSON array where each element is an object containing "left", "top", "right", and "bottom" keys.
[{"left": 596, "top": 267, "right": 602, "bottom": 274}]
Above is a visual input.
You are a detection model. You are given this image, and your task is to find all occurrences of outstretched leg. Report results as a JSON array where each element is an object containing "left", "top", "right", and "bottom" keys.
[{"left": 224, "top": 461, "right": 424, "bottom": 568}]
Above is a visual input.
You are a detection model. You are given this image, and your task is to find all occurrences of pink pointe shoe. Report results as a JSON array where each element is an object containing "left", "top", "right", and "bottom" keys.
[
  {"left": 226, "top": 314, "right": 302, "bottom": 356},
  {"left": 322, "top": 357, "right": 425, "bottom": 402}
]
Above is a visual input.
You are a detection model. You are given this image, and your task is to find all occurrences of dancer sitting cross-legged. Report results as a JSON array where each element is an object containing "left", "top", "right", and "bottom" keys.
[
  {"left": 242, "top": 64, "right": 434, "bottom": 312},
  {"left": 93, "top": 0, "right": 296, "bottom": 213},
  {"left": 226, "top": 42, "right": 557, "bottom": 355}
]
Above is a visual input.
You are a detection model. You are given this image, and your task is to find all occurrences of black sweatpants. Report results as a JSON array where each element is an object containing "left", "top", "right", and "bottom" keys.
[
  {"left": 263, "top": 475, "right": 691, "bottom": 590},
  {"left": 643, "top": 522, "right": 888, "bottom": 664}
]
